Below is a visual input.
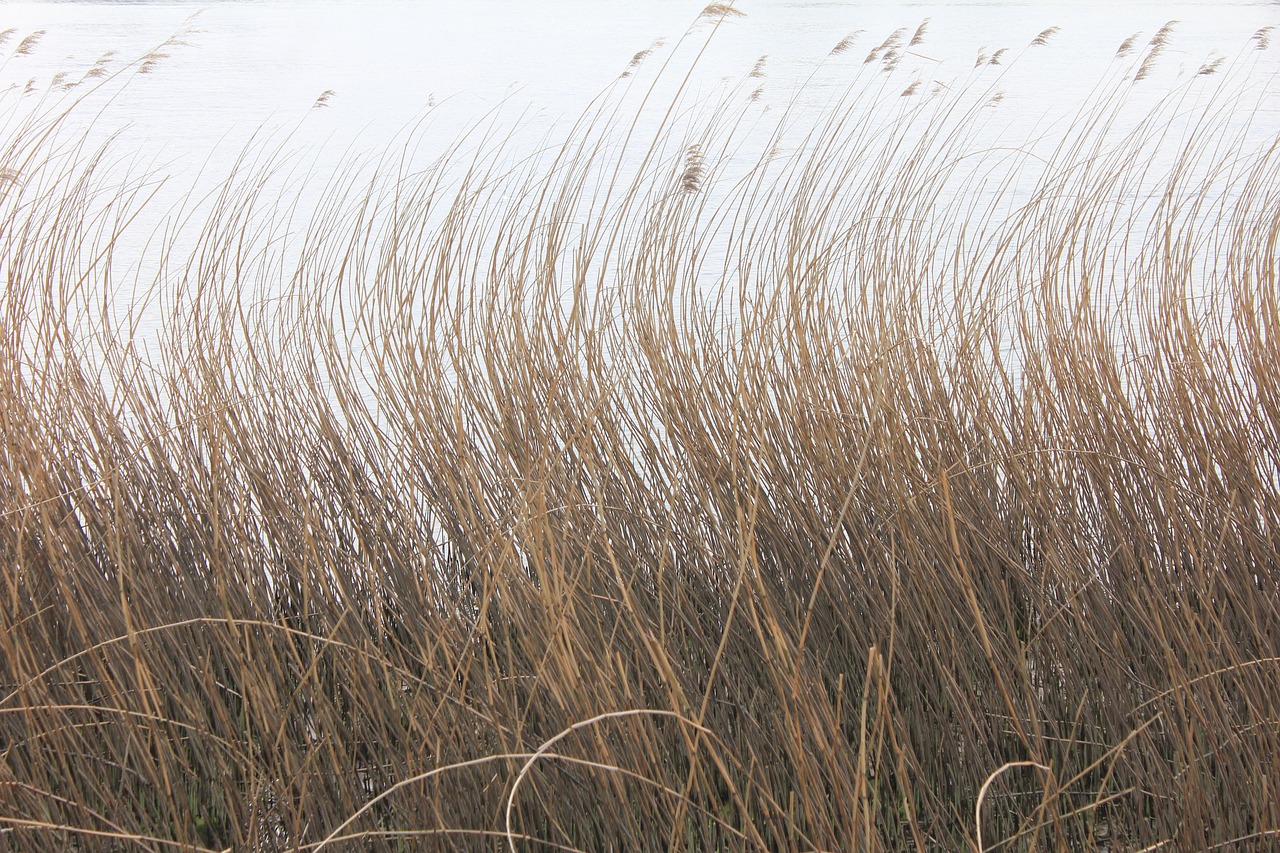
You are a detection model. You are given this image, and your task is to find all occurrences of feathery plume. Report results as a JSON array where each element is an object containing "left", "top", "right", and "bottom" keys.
[
  {"left": 137, "top": 51, "right": 169, "bottom": 75},
  {"left": 14, "top": 30, "right": 45, "bottom": 57},
  {"left": 910, "top": 18, "right": 931, "bottom": 47},
  {"left": 1031, "top": 26, "right": 1060, "bottom": 47},
  {"left": 1133, "top": 23, "right": 1177, "bottom": 84},
  {"left": 312, "top": 89, "right": 336, "bottom": 109},
  {"left": 1150, "top": 21, "right": 1179, "bottom": 49},
  {"left": 1134, "top": 47, "right": 1162, "bottom": 82},
  {"left": 624, "top": 38, "right": 664, "bottom": 77},
  {"left": 0, "top": 28, "right": 17, "bottom": 49},
  {"left": 831, "top": 30, "right": 864, "bottom": 55},
  {"left": 680, "top": 144, "right": 705, "bottom": 194},
  {"left": 1116, "top": 32, "right": 1141, "bottom": 58},
  {"left": 988, "top": 48, "right": 1009, "bottom": 66},
  {"left": 83, "top": 55, "right": 113, "bottom": 82},
  {"left": 699, "top": 3, "right": 745, "bottom": 21},
  {"left": 1253, "top": 26, "right": 1273, "bottom": 51},
  {"left": 865, "top": 27, "right": 907, "bottom": 65},
  {"left": 1198, "top": 56, "right": 1225, "bottom": 76},
  {"left": 749, "top": 55, "right": 767, "bottom": 78}
]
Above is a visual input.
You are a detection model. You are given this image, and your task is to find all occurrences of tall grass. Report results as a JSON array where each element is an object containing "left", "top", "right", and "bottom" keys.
[{"left": 3, "top": 9, "right": 1280, "bottom": 850}]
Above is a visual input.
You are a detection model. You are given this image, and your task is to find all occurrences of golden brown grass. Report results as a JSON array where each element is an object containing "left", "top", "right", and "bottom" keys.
[{"left": 3, "top": 12, "right": 1280, "bottom": 851}]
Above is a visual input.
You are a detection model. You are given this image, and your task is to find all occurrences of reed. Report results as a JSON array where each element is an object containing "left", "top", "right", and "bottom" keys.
[{"left": 2, "top": 10, "right": 1279, "bottom": 851}]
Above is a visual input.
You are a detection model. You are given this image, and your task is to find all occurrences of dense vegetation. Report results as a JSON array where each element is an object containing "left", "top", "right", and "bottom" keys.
[{"left": 3, "top": 9, "right": 1279, "bottom": 850}]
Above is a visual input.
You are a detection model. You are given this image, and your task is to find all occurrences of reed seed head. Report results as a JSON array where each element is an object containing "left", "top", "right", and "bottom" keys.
[
  {"left": 831, "top": 30, "right": 864, "bottom": 55},
  {"left": 13, "top": 30, "right": 45, "bottom": 57},
  {"left": 699, "top": 3, "right": 745, "bottom": 22},
  {"left": 910, "top": 18, "right": 931, "bottom": 47},
  {"left": 1116, "top": 32, "right": 1141, "bottom": 58},
  {"left": 1198, "top": 56, "right": 1225, "bottom": 76},
  {"left": 1031, "top": 26, "right": 1060, "bottom": 47}
]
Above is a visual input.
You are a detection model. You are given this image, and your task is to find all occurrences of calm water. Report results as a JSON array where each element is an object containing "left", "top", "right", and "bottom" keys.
[
  {"left": 5, "top": 1, "right": 1279, "bottom": 169},
  {"left": 3, "top": 1, "right": 1280, "bottom": 357}
]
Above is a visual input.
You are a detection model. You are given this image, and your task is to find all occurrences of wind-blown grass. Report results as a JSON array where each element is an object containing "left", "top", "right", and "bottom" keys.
[{"left": 3, "top": 9, "right": 1280, "bottom": 851}]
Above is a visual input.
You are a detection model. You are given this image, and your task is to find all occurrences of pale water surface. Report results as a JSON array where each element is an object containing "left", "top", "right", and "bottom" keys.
[
  {"left": 3, "top": 1, "right": 1279, "bottom": 360},
  {"left": 5, "top": 1, "right": 1279, "bottom": 172}
]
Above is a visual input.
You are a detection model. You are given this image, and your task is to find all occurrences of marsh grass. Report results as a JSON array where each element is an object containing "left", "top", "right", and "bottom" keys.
[{"left": 3, "top": 10, "right": 1280, "bottom": 851}]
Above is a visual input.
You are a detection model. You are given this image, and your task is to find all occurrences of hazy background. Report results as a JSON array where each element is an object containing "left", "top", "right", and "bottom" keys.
[
  {"left": 4, "top": 0, "right": 1279, "bottom": 164},
  {"left": 3, "top": 0, "right": 1278, "bottom": 351}
]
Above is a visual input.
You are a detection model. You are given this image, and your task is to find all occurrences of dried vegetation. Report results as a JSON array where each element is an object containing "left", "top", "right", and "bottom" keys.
[{"left": 2, "top": 9, "right": 1280, "bottom": 852}]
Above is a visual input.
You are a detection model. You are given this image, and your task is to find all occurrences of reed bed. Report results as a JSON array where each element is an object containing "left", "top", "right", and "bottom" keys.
[{"left": 3, "top": 9, "right": 1280, "bottom": 851}]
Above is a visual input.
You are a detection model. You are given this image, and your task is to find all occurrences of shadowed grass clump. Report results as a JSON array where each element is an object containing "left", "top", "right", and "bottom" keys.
[{"left": 3, "top": 9, "right": 1280, "bottom": 851}]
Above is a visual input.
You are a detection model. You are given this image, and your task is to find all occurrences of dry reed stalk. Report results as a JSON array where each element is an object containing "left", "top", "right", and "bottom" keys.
[{"left": 2, "top": 13, "right": 1279, "bottom": 852}]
